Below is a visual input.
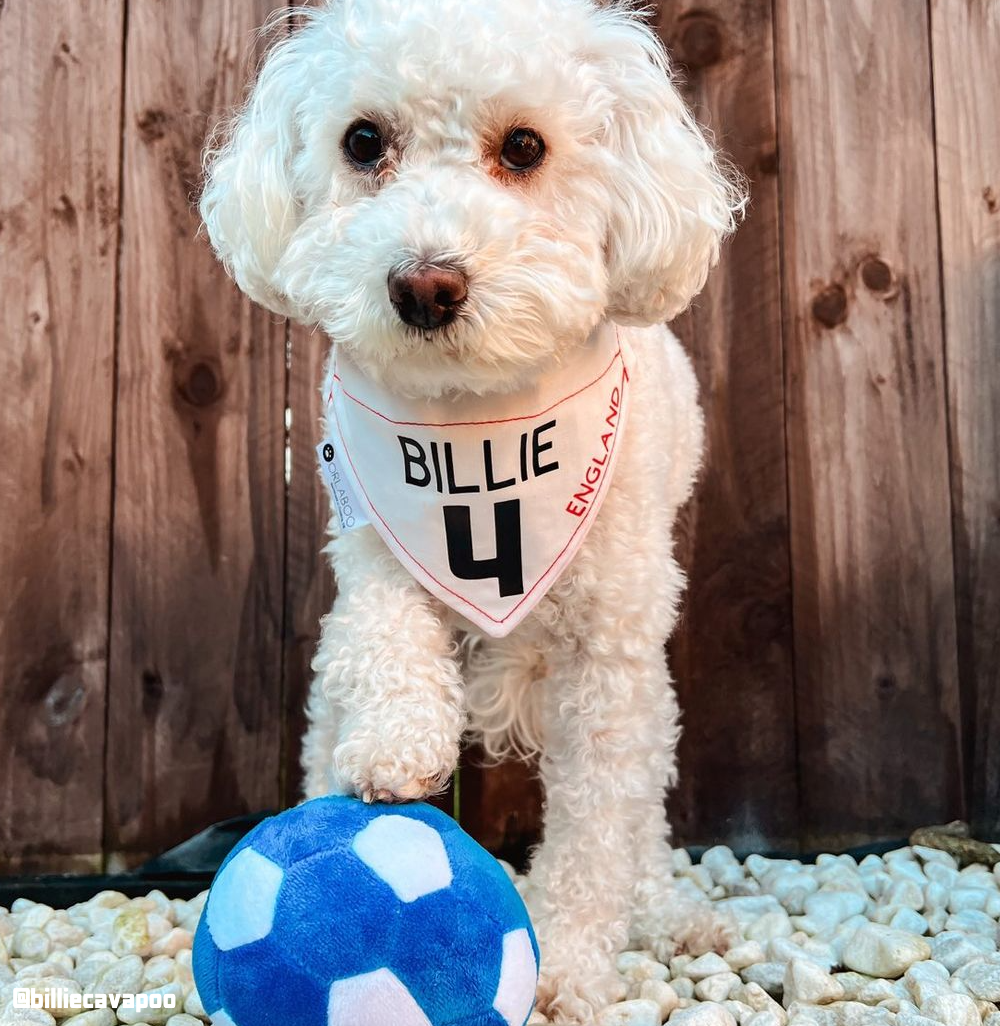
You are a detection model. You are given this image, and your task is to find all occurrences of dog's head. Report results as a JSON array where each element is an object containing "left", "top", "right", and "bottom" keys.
[{"left": 201, "top": 0, "right": 744, "bottom": 395}]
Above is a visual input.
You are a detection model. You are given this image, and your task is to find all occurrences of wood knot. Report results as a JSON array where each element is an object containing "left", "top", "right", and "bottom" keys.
[
  {"left": 44, "top": 675, "right": 87, "bottom": 728},
  {"left": 860, "top": 257, "right": 895, "bottom": 295},
  {"left": 141, "top": 669, "right": 164, "bottom": 700},
  {"left": 137, "top": 108, "right": 169, "bottom": 144},
  {"left": 676, "top": 13, "right": 724, "bottom": 70},
  {"left": 757, "top": 147, "right": 779, "bottom": 176},
  {"left": 811, "top": 284, "right": 848, "bottom": 329},
  {"left": 176, "top": 360, "right": 223, "bottom": 408}
]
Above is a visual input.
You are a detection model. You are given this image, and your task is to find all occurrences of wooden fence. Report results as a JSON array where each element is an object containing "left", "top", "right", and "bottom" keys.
[{"left": 1, "top": 0, "right": 997, "bottom": 874}]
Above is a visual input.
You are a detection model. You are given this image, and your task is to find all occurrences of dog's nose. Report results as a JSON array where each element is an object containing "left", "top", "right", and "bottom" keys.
[{"left": 388, "top": 264, "right": 468, "bottom": 330}]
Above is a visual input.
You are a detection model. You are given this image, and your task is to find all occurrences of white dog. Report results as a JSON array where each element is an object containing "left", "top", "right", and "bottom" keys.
[{"left": 201, "top": 0, "right": 743, "bottom": 1020}]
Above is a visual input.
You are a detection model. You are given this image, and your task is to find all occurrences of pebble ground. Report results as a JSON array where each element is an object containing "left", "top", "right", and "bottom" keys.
[{"left": 2, "top": 842, "right": 999, "bottom": 1026}]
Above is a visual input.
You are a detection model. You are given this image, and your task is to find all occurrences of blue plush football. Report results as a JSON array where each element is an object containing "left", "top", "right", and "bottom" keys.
[{"left": 192, "top": 795, "right": 539, "bottom": 1026}]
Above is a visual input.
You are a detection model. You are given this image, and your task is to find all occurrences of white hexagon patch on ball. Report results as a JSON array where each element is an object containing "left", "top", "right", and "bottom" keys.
[
  {"left": 206, "top": 847, "right": 285, "bottom": 951},
  {"left": 493, "top": 929, "right": 538, "bottom": 1026},
  {"left": 328, "top": 967, "right": 433, "bottom": 1026},
  {"left": 351, "top": 814, "right": 454, "bottom": 902}
]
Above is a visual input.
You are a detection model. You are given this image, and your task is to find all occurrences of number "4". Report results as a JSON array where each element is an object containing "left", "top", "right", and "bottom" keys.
[{"left": 443, "top": 500, "right": 524, "bottom": 598}]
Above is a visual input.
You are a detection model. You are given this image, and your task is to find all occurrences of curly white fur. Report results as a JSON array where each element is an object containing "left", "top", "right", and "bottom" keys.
[{"left": 201, "top": 0, "right": 744, "bottom": 1020}]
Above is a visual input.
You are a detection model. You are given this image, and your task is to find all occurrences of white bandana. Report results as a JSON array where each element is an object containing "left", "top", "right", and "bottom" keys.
[{"left": 317, "top": 321, "right": 634, "bottom": 637}]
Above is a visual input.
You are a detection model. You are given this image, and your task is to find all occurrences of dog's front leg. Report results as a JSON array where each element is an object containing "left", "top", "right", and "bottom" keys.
[
  {"left": 526, "top": 646, "right": 665, "bottom": 1024},
  {"left": 301, "top": 526, "right": 465, "bottom": 803}
]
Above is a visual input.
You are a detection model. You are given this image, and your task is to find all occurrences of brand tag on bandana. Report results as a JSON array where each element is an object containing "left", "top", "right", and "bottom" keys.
[
  {"left": 316, "top": 439, "right": 370, "bottom": 532},
  {"left": 321, "top": 321, "right": 633, "bottom": 637}
]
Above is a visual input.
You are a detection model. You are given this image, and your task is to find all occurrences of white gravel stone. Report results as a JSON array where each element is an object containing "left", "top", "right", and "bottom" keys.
[
  {"left": 948, "top": 887, "right": 991, "bottom": 912},
  {"left": 801, "top": 892, "right": 867, "bottom": 930},
  {"left": 685, "top": 866, "right": 715, "bottom": 894},
  {"left": 60, "top": 1011, "right": 116, "bottom": 1026},
  {"left": 746, "top": 913, "right": 794, "bottom": 944},
  {"left": 781, "top": 960, "right": 843, "bottom": 1007},
  {"left": 11, "top": 931, "right": 50, "bottom": 963},
  {"left": 693, "top": 973, "right": 739, "bottom": 1004},
  {"left": 597, "top": 999, "right": 661, "bottom": 1026},
  {"left": 841, "top": 923, "right": 931, "bottom": 977},
  {"left": 946, "top": 909, "right": 995, "bottom": 934},
  {"left": 668, "top": 1004, "right": 736, "bottom": 1025},
  {"left": 180, "top": 987, "right": 204, "bottom": 1018},
  {"left": 724, "top": 942, "right": 766, "bottom": 972},
  {"left": 788, "top": 1001, "right": 895, "bottom": 1025},
  {"left": 671, "top": 978, "right": 695, "bottom": 1000},
  {"left": 955, "top": 960, "right": 1000, "bottom": 1001},
  {"left": 0, "top": 1009, "right": 57, "bottom": 1026},
  {"left": 70, "top": 953, "right": 115, "bottom": 991},
  {"left": 886, "top": 907, "right": 928, "bottom": 935},
  {"left": 89, "top": 955, "right": 143, "bottom": 999},
  {"left": 742, "top": 963, "right": 785, "bottom": 997},
  {"left": 923, "top": 882, "right": 949, "bottom": 910},
  {"left": 767, "top": 939, "right": 833, "bottom": 972},
  {"left": 715, "top": 897, "right": 783, "bottom": 924},
  {"left": 744, "top": 1015, "right": 782, "bottom": 1026},
  {"left": 924, "top": 862, "right": 958, "bottom": 888},
  {"left": 924, "top": 908, "right": 948, "bottom": 935},
  {"left": 684, "top": 954, "right": 731, "bottom": 982},
  {"left": 903, "top": 960, "right": 950, "bottom": 1004},
  {"left": 741, "top": 982, "right": 786, "bottom": 1021},
  {"left": 670, "top": 956, "right": 694, "bottom": 979},
  {"left": 912, "top": 846, "right": 956, "bottom": 868},
  {"left": 150, "top": 930, "right": 191, "bottom": 960},
  {"left": 109, "top": 911, "right": 150, "bottom": 959},
  {"left": 718, "top": 1000, "right": 749, "bottom": 1023},
  {"left": 919, "top": 991, "right": 980, "bottom": 1026},
  {"left": 620, "top": 953, "right": 670, "bottom": 985},
  {"left": 929, "top": 930, "right": 996, "bottom": 970},
  {"left": 830, "top": 972, "right": 872, "bottom": 1001},
  {"left": 885, "top": 879, "right": 925, "bottom": 910},
  {"left": 856, "top": 976, "right": 906, "bottom": 1007},
  {"left": 639, "top": 979, "right": 679, "bottom": 1020}
]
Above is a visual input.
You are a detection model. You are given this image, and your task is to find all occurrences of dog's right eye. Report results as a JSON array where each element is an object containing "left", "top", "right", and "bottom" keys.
[{"left": 344, "top": 120, "right": 384, "bottom": 167}]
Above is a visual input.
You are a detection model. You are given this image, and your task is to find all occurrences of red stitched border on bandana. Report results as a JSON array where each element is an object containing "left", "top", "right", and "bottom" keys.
[{"left": 328, "top": 346, "right": 630, "bottom": 629}]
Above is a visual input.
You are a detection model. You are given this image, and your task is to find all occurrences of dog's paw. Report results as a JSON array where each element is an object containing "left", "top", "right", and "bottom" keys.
[
  {"left": 527, "top": 898, "right": 628, "bottom": 1024},
  {"left": 534, "top": 958, "right": 626, "bottom": 1025},
  {"left": 633, "top": 892, "right": 738, "bottom": 962},
  {"left": 332, "top": 724, "right": 458, "bottom": 803}
]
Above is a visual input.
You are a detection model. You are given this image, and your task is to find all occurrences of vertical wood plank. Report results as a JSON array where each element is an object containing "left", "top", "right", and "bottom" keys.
[
  {"left": 658, "top": 0, "right": 799, "bottom": 851},
  {"left": 106, "top": 0, "right": 287, "bottom": 866},
  {"left": 0, "top": 0, "right": 125, "bottom": 874},
  {"left": 776, "top": 0, "right": 963, "bottom": 848},
  {"left": 930, "top": 0, "right": 1000, "bottom": 839},
  {"left": 283, "top": 321, "right": 336, "bottom": 805}
]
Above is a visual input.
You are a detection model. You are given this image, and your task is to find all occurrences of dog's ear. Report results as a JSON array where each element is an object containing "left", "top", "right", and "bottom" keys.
[
  {"left": 200, "top": 16, "right": 309, "bottom": 317},
  {"left": 597, "top": 9, "right": 745, "bottom": 324}
]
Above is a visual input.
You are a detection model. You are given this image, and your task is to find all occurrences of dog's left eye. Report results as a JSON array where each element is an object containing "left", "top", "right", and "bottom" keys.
[
  {"left": 500, "top": 128, "right": 545, "bottom": 171},
  {"left": 344, "top": 120, "right": 384, "bottom": 167}
]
